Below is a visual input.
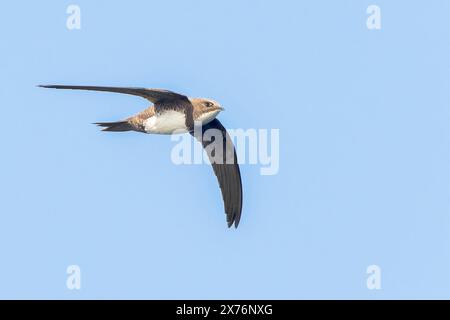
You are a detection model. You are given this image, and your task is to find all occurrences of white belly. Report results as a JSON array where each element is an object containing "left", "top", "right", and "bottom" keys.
[{"left": 143, "top": 110, "right": 188, "bottom": 134}]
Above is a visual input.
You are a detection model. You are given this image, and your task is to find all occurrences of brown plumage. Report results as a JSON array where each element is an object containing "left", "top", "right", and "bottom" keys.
[{"left": 39, "top": 85, "right": 243, "bottom": 228}]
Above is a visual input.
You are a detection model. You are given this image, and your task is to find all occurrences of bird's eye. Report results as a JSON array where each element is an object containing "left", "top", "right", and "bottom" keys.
[{"left": 206, "top": 102, "right": 214, "bottom": 108}]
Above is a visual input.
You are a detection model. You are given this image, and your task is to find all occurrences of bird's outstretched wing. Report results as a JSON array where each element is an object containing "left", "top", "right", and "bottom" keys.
[
  {"left": 38, "top": 85, "right": 188, "bottom": 104},
  {"left": 191, "top": 119, "right": 243, "bottom": 228}
]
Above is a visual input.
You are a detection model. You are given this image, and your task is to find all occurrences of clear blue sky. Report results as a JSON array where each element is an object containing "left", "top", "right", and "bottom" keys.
[{"left": 1, "top": 0, "right": 450, "bottom": 299}]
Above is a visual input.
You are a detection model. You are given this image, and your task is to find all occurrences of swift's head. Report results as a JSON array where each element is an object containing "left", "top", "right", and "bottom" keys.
[{"left": 191, "top": 98, "right": 225, "bottom": 124}]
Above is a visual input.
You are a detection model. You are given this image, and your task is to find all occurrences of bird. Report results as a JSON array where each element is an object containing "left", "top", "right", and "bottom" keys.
[{"left": 39, "top": 85, "right": 243, "bottom": 228}]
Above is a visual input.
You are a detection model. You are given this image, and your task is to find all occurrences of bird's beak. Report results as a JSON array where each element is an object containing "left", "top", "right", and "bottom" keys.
[{"left": 219, "top": 106, "right": 225, "bottom": 111}]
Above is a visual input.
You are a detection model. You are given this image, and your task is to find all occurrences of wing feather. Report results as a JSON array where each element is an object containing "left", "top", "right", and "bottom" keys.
[
  {"left": 38, "top": 85, "right": 188, "bottom": 104},
  {"left": 191, "top": 119, "right": 243, "bottom": 228}
]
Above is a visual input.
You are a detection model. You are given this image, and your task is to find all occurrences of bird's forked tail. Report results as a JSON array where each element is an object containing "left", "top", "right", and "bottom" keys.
[{"left": 94, "top": 121, "right": 133, "bottom": 132}]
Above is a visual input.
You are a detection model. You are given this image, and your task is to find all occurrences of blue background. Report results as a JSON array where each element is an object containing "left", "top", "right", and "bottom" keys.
[{"left": 1, "top": 0, "right": 450, "bottom": 299}]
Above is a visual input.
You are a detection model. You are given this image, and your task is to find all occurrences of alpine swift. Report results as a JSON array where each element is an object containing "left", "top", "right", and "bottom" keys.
[{"left": 39, "top": 85, "right": 243, "bottom": 228}]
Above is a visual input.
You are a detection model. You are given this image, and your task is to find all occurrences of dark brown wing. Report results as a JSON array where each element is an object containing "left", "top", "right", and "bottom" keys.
[
  {"left": 38, "top": 85, "right": 188, "bottom": 103},
  {"left": 191, "top": 119, "right": 243, "bottom": 228}
]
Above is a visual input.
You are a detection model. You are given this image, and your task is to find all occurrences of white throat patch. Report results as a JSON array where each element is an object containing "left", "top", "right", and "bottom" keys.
[{"left": 197, "top": 109, "right": 221, "bottom": 125}]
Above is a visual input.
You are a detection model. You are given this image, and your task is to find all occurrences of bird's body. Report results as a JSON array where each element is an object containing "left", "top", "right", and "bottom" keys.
[
  {"left": 39, "top": 85, "right": 243, "bottom": 228},
  {"left": 121, "top": 99, "right": 222, "bottom": 134}
]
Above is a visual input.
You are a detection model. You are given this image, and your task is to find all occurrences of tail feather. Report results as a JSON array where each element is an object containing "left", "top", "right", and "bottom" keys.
[{"left": 94, "top": 121, "right": 132, "bottom": 132}]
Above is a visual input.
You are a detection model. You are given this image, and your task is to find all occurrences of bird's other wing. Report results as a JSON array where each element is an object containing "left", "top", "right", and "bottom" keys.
[
  {"left": 191, "top": 119, "right": 243, "bottom": 228},
  {"left": 38, "top": 85, "right": 188, "bottom": 104}
]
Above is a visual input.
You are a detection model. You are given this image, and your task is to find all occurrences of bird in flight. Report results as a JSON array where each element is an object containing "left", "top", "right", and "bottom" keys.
[{"left": 39, "top": 85, "right": 243, "bottom": 228}]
